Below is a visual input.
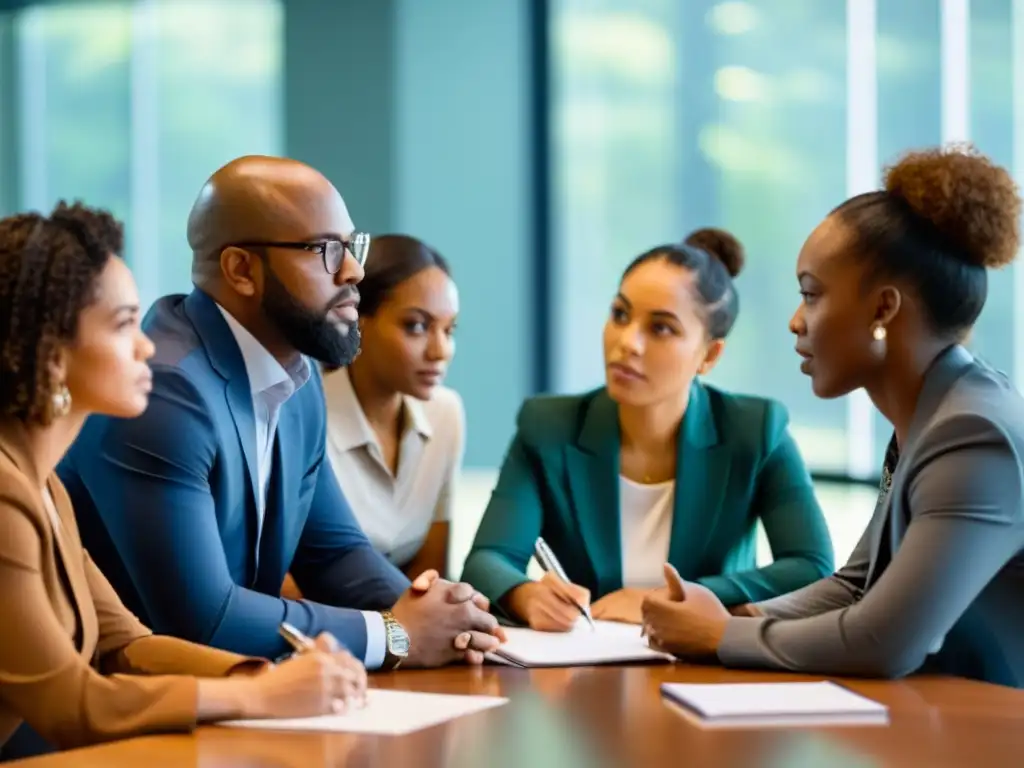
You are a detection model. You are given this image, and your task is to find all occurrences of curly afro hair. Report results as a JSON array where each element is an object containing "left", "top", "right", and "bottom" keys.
[
  {"left": 833, "top": 143, "right": 1021, "bottom": 337},
  {"left": 884, "top": 144, "right": 1020, "bottom": 269},
  {"left": 0, "top": 201, "right": 124, "bottom": 425}
]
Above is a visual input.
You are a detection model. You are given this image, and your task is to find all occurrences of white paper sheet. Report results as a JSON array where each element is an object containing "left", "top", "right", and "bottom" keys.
[
  {"left": 218, "top": 688, "right": 508, "bottom": 735},
  {"left": 661, "top": 681, "right": 889, "bottom": 729},
  {"left": 488, "top": 618, "right": 674, "bottom": 667}
]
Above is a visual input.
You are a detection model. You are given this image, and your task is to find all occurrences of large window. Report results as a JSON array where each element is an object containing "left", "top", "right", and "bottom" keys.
[
  {"left": 551, "top": 0, "right": 1023, "bottom": 475},
  {"left": 15, "top": 2, "right": 132, "bottom": 226},
  {"left": 11, "top": 0, "right": 282, "bottom": 309}
]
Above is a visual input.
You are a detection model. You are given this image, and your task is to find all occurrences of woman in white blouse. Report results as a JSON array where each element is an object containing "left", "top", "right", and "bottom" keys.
[
  {"left": 462, "top": 228, "right": 833, "bottom": 630},
  {"left": 323, "top": 234, "right": 463, "bottom": 578}
]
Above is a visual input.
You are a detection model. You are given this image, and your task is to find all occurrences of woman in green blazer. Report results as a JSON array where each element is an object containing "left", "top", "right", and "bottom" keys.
[{"left": 462, "top": 228, "right": 834, "bottom": 631}]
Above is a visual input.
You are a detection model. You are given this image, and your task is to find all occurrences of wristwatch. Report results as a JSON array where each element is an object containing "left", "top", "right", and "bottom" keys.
[{"left": 379, "top": 610, "right": 410, "bottom": 671}]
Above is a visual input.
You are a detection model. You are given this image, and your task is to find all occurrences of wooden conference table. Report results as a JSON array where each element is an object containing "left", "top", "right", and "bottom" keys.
[{"left": 14, "top": 664, "right": 1024, "bottom": 768}]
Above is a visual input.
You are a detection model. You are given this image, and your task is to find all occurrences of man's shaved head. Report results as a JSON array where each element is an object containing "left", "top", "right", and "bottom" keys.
[
  {"left": 187, "top": 155, "right": 354, "bottom": 277},
  {"left": 186, "top": 155, "right": 363, "bottom": 368}
]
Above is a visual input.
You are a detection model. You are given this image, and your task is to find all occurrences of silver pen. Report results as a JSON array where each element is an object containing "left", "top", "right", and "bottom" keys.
[
  {"left": 534, "top": 537, "right": 595, "bottom": 630},
  {"left": 278, "top": 622, "right": 369, "bottom": 711},
  {"left": 278, "top": 621, "right": 318, "bottom": 653}
]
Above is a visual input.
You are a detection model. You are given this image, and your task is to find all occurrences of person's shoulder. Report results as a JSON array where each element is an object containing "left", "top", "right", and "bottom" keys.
[
  {"left": 907, "top": 361, "right": 1024, "bottom": 520},
  {"left": 143, "top": 293, "right": 225, "bottom": 397},
  {"left": 0, "top": 460, "right": 44, "bottom": 546},
  {"left": 701, "top": 383, "right": 793, "bottom": 454},
  {"left": 0, "top": 445, "right": 34, "bottom": 505},
  {"left": 954, "top": 356, "right": 1024, "bottom": 409},
  {"left": 0, "top": 429, "right": 48, "bottom": 530},
  {"left": 142, "top": 293, "right": 226, "bottom": 397},
  {"left": 515, "top": 389, "right": 601, "bottom": 446},
  {"left": 924, "top": 359, "right": 1024, "bottom": 456}
]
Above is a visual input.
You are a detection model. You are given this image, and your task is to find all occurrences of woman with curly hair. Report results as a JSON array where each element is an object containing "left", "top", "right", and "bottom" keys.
[
  {"left": 641, "top": 146, "right": 1024, "bottom": 688},
  {"left": 0, "top": 202, "right": 366, "bottom": 758}
]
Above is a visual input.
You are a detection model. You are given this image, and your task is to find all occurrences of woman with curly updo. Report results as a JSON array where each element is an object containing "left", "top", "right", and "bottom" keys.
[
  {"left": 0, "top": 202, "right": 366, "bottom": 758},
  {"left": 642, "top": 145, "right": 1024, "bottom": 689}
]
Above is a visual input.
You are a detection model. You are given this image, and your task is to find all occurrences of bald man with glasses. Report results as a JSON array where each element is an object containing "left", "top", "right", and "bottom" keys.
[{"left": 59, "top": 156, "right": 504, "bottom": 671}]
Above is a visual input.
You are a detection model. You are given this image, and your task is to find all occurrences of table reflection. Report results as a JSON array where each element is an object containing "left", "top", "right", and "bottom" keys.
[{"left": 22, "top": 664, "right": 1024, "bottom": 768}]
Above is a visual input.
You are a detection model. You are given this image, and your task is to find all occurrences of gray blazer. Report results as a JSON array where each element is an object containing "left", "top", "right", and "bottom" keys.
[{"left": 719, "top": 345, "right": 1024, "bottom": 687}]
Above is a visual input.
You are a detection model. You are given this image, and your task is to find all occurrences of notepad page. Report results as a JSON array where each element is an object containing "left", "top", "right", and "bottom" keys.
[
  {"left": 219, "top": 689, "right": 508, "bottom": 735},
  {"left": 493, "top": 619, "right": 674, "bottom": 667},
  {"left": 661, "top": 681, "right": 887, "bottom": 719}
]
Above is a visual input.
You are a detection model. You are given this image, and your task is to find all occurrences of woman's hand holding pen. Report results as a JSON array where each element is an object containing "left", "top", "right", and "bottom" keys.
[
  {"left": 507, "top": 573, "right": 591, "bottom": 632},
  {"left": 244, "top": 631, "right": 367, "bottom": 719},
  {"left": 306, "top": 632, "right": 369, "bottom": 708}
]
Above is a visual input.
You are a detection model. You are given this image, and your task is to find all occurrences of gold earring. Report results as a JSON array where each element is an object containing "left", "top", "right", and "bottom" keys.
[
  {"left": 872, "top": 324, "right": 887, "bottom": 341},
  {"left": 51, "top": 384, "right": 72, "bottom": 418}
]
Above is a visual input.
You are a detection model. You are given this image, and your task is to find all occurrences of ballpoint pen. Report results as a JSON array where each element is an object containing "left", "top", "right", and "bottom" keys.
[
  {"left": 278, "top": 621, "right": 318, "bottom": 653},
  {"left": 534, "top": 537, "right": 596, "bottom": 630},
  {"left": 278, "top": 623, "right": 368, "bottom": 711}
]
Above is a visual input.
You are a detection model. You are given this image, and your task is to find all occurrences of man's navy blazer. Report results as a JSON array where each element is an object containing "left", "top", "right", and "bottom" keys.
[{"left": 59, "top": 289, "right": 410, "bottom": 659}]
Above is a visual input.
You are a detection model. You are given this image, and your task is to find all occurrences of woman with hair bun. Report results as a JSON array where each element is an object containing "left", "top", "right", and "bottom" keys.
[
  {"left": 642, "top": 146, "right": 1024, "bottom": 688},
  {"left": 463, "top": 228, "right": 834, "bottom": 631}
]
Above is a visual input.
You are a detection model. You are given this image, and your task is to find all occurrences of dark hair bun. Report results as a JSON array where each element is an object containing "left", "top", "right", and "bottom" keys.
[
  {"left": 684, "top": 227, "right": 745, "bottom": 278},
  {"left": 884, "top": 144, "right": 1021, "bottom": 269}
]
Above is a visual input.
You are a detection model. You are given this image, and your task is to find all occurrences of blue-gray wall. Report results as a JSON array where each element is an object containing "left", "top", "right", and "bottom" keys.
[{"left": 284, "top": 0, "right": 534, "bottom": 467}]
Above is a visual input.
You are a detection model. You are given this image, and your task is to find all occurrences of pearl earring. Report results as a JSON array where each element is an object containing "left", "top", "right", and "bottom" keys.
[
  {"left": 872, "top": 324, "right": 887, "bottom": 342},
  {"left": 51, "top": 384, "right": 72, "bottom": 418}
]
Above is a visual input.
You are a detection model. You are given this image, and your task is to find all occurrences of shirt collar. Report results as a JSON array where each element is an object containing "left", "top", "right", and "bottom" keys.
[
  {"left": 215, "top": 304, "right": 310, "bottom": 398},
  {"left": 323, "top": 366, "right": 432, "bottom": 452}
]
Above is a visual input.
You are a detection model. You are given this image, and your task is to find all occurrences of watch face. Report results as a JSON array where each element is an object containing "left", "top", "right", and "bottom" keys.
[
  {"left": 386, "top": 623, "right": 410, "bottom": 657},
  {"left": 390, "top": 633, "right": 411, "bottom": 656}
]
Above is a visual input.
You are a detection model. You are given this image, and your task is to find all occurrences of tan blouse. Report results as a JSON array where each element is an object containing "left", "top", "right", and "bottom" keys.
[{"left": 0, "top": 420, "right": 257, "bottom": 750}]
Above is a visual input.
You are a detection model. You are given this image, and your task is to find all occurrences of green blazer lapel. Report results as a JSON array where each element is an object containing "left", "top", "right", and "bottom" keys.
[
  {"left": 565, "top": 391, "right": 623, "bottom": 595},
  {"left": 667, "top": 381, "right": 731, "bottom": 579}
]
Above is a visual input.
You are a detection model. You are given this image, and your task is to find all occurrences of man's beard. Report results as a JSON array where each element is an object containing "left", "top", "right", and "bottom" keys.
[{"left": 261, "top": 267, "right": 361, "bottom": 367}]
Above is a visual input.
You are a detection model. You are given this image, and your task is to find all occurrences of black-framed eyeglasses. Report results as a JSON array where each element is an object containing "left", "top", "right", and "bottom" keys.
[{"left": 230, "top": 232, "right": 371, "bottom": 274}]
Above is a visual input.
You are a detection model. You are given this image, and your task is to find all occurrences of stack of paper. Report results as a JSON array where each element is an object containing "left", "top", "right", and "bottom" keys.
[
  {"left": 661, "top": 681, "right": 889, "bottom": 728},
  {"left": 488, "top": 619, "right": 674, "bottom": 668},
  {"left": 219, "top": 689, "right": 508, "bottom": 735}
]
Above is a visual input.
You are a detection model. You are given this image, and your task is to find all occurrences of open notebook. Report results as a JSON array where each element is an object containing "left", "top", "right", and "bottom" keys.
[
  {"left": 661, "top": 681, "right": 889, "bottom": 729},
  {"left": 487, "top": 619, "right": 674, "bottom": 668}
]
